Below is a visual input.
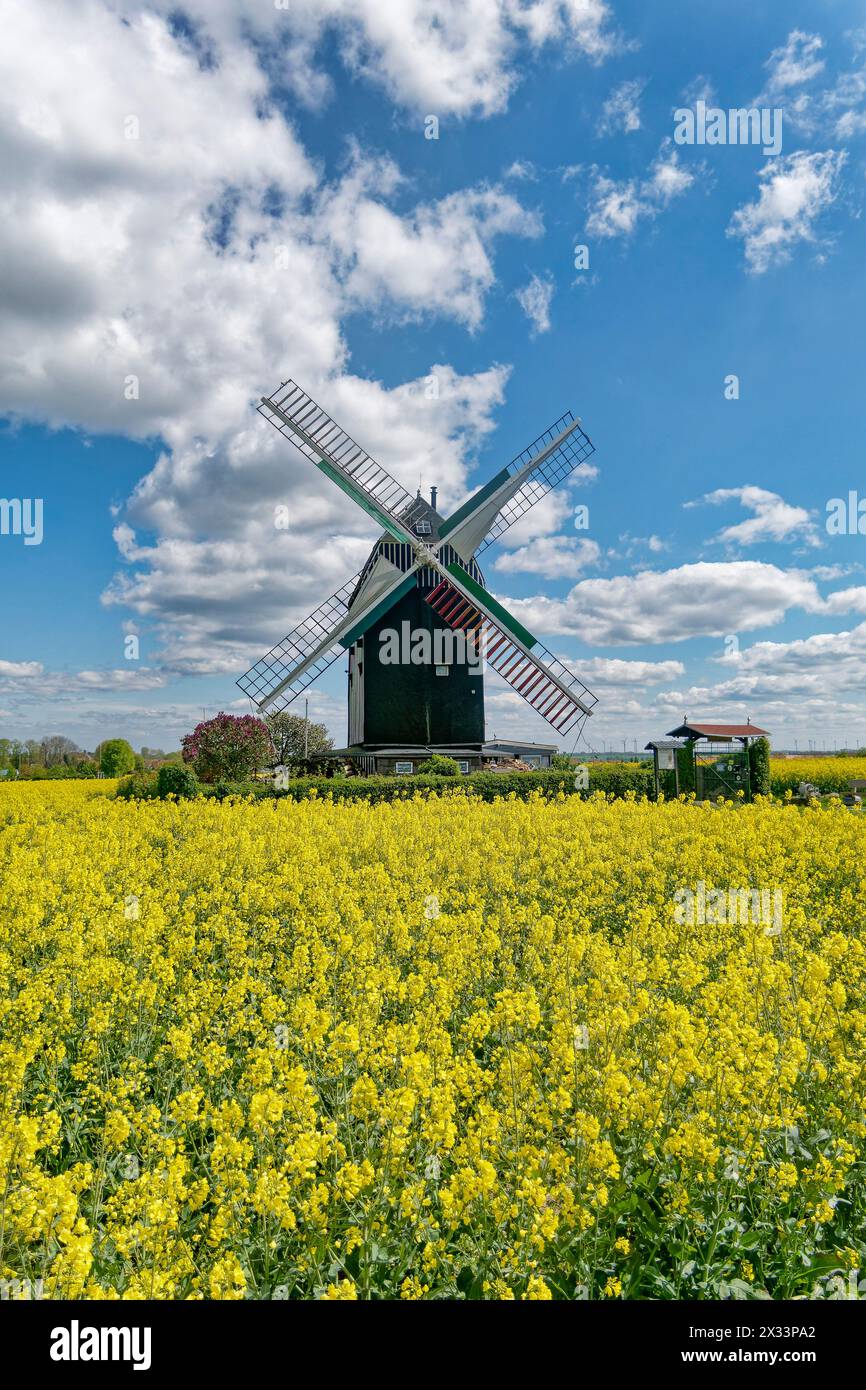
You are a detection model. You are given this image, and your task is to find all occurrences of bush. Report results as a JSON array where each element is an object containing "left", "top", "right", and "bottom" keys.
[
  {"left": 181, "top": 713, "right": 273, "bottom": 783},
  {"left": 115, "top": 771, "right": 159, "bottom": 800},
  {"left": 676, "top": 745, "right": 695, "bottom": 794},
  {"left": 157, "top": 763, "right": 199, "bottom": 799},
  {"left": 416, "top": 755, "right": 461, "bottom": 776},
  {"left": 26, "top": 762, "right": 101, "bottom": 780},
  {"left": 749, "top": 736, "right": 771, "bottom": 798}
]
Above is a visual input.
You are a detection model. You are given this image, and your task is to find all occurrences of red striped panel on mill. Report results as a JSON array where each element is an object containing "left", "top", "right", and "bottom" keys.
[{"left": 424, "top": 578, "right": 585, "bottom": 733}]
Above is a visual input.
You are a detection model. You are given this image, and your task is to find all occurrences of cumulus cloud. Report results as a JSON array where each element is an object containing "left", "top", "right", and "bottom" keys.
[
  {"left": 755, "top": 29, "right": 866, "bottom": 140},
  {"left": 670, "top": 623, "right": 866, "bottom": 710},
  {"left": 597, "top": 78, "right": 644, "bottom": 135},
  {"left": 0, "top": 1, "right": 556, "bottom": 678},
  {"left": 618, "top": 532, "right": 667, "bottom": 557},
  {"left": 515, "top": 273, "right": 554, "bottom": 334},
  {"left": 0, "top": 665, "right": 168, "bottom": 699},
  {"left": 727, "top": 150, "right": 846, "bottom": 273},
  {"left": 98, "top": 0, "right": 617, "bottom": 121},
  {"left": 586, "top": 142, "right": 695, "bottom": 239},
  {"left": 502, "top": 561, "right": 866, "bottom": 646},
  {"left": 566, "top": 656, "right": 685, "bottom": 685},
  {"left": 761, "top": 30, "right": 826, "bottom": 96},
  {"left": 685, "top": 485, "right": 821, "bottom": 549},
  {"left": 318, "top": 156, "right": 542, "bottom": 330},
  {"left": 493, "top": 536, "right": 601, "bottom": 578},
  {"left": 0, "top": 660, "right": 44, "bottom": 679}
]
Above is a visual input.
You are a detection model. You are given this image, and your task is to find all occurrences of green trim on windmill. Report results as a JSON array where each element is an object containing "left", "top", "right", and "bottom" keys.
[
  {"left": 315, "top": 458, "right": 408, "bottom": 541},
  {"left": 444, "top": 562, "right": 537, "bottom": 649},
  {"left": 339, "top": 573, "right": 418, "bottom": 648},
  {"left": 438, "top": 467, "right": 511, "bottom": 539}
]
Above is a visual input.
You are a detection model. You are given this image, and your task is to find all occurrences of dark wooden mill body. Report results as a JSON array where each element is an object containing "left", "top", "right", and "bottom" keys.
[{"left": 346, "top": 495, "right": 486, "bottom": 747}]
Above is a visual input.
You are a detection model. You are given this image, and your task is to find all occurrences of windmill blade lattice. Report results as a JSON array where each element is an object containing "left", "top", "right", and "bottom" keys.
[
  {"left": 440, "top": 411, "right": 595, "bottom": 559},
  {"left": 259, "top": 381, "right": 418, "bottom": 544},
  {"left": 477, "top": 411, "right": 595, "bottom": 556},
  {"left": 237, "top": 572, "right": 364, "bottom": 712}
]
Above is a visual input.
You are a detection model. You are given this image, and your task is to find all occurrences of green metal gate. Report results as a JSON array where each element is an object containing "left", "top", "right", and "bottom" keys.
[{"left": 695, "top": 747, "right": 751, "bottom": 800}]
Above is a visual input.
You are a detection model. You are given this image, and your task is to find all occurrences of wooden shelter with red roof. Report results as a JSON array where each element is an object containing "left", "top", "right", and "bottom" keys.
[{"left": 645, "top": 719, "right": 771, "bottom": 800}]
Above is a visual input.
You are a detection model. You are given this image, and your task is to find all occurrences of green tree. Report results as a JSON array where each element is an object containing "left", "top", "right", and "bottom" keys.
[
  {"left": 749, "top": 736, "right": 771, "bottom": 798},
  {"left": 676, "top": 744, "right": 695, "bottom": 794},
  {"left": 24, "top": 739, "right": 44, "bottom": 768},
  {"left": 99, "top": 739, "right": 136, "bottom": 777},
  {"left": 266, "top": 711, "right": 333, "bottom": 767}
]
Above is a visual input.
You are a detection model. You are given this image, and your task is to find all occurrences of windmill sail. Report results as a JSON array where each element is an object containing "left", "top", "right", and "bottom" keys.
[
  {"left": 259, "top": 381, "right": 419, "bottom": 545},
  {"left": 440, "top": 411, "right": 595, "bottom": 559},
  {"left": 238, "top": 557, "right": 414, "bottom": 711},
  {"left": 425, "top": 563, "right": 597, "bottom": 735}
]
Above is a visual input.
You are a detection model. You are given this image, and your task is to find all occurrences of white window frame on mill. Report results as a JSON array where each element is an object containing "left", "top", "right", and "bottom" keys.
[
  {"left": 457, "top": 760, "right": 469, "bottom": 774},
  {"left": 395, "top": 761, "right": 414, "bottom": 775}
]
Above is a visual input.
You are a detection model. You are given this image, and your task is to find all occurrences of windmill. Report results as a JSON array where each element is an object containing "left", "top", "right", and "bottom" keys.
[{"left": 238, "top": 379, "right": 599, "bottom": 768}]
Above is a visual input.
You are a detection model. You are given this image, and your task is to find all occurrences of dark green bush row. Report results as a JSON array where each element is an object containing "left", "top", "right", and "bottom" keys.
[
  {"left": 17, "top": 763, "right": 101, "bottom": 779},
  {"left": 116, "top": 763, "right": 656, "bottom": 803}
]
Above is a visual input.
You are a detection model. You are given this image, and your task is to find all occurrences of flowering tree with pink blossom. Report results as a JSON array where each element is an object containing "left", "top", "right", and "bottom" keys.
[{"left": 181, "top": 712, "right": 273, "bottom": 783}]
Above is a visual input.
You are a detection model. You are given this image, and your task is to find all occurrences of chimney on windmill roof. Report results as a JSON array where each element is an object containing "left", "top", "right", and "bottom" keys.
[{"left": 430, "top": 486, "right": 438, "bottom": 511}]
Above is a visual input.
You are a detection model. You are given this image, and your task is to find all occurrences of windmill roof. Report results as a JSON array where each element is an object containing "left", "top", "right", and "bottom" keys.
[{"left": 391, "top": 494, "right": 444, "bottom": 541}]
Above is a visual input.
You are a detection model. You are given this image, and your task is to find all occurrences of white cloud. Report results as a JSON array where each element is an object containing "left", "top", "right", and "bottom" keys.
[
  {"left": 0, "top": 2, "right": 553, "bottom": 678},
  {"left": 0, "top": 660, "right": 44, "bottom": 679},
  {"left": 317, "top": 156, "right": 542, "bottom": 330},
  {"left": 755, "top": 28, "right": 866, "bottom": 141},
  {"left": 586, "top": 175, "right": 644, "bottom": 237},
  {"left": 685, "top": 485, "right": 821, "bottom": 549},
  {"left": 679, "top": 623, "right": 866, "bottom": 707},
  {"left": 821, "top": 64, "right": 866, "bottom": 139},
  {"left": 503, "top": 561, "right": 866, "bottom": 645},
  {"left": 0, "top": 665, "right": 168, "bottom": 699},
  {"left": 680, "top": 75, "right": 716, "bottom": 108},
  {"left": 618, "top": 532, "right": 667, "bottom": 556},
  {"left": 493, "top": 536, "right": 601, "bottom": 577},
  {"left": 494, "top": 486, "right": 577, "bottom": 547},
  {"left": 566, "top": 656, "right": 685, "bottom": 685},
  {"left": 762, "top": 30, "right": 825, "bottom": 96},
  {"left": 727, "top": 150, "right": 846, "bottom": 273},
  {"left": 515, "top": 272, "right": 554, "bottom": 334},
  {"left": 597, "top": 78, "right": 644, "bottom": 135},
  {"left": 111, "top": 0, "right": 617, "bottom": 121},
  {"left": 504, "top": 159, "right": 538, "bottom": 180},
  {"left": 586, "top": 142, "right": 695, "bottom": 239}
]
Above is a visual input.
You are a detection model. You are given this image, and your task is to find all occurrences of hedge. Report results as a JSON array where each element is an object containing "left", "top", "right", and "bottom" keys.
[{"left": 114, "top": 762, "right": 656, "bottom": 804}]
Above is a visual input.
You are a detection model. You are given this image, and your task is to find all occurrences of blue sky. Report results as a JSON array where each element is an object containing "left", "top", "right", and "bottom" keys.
[{"left": 2, "top": 0, "right": 866, "bottom": 753}]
